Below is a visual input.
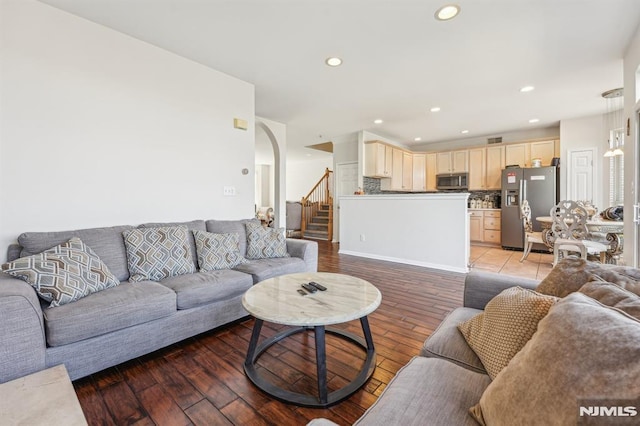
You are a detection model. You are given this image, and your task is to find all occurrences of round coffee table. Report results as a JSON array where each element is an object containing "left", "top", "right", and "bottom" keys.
[{"left": 242, "top": 272, "right": 382, "bottom": 407}]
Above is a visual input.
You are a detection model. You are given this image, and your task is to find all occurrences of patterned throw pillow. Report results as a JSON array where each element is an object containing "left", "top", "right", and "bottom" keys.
[
  {"left": 1, "top": 237, "right": 120, "bottom": 307},
  {"left": 123, "top": 226, "right": 195, "bottom": 282},
  {"left": 192, "top": 230, "right": 247, "bottom": 271},
  {"left": 245, "top": 221, "right": 289, "bottom": 260},
  {"left": 457, "top": 286, "right": 558, "bottom": 379}
]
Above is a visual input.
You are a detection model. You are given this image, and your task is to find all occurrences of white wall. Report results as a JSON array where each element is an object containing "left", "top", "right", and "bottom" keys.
[
  {"left": 0, "top": 0, "right": 255, "bottom": 259},
  {"left": 558, "top": 114, "right": 604, "bottom": 208},
  {"left": 623, "top": 24, "right": 640, "bottom": 266},
  {"left": 286, "top": 156, "right": 333, "bottom": 201},
  {"left": 413, "top": 126, "right": 560, "bottom": 152},
  {"left": 339, "top": 194, "right": 470, "bottom": 273}
]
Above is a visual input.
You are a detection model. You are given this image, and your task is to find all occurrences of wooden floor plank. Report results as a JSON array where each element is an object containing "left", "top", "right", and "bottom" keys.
[{"left": 74, "top": 240, "right": 466, "bottom": 425}]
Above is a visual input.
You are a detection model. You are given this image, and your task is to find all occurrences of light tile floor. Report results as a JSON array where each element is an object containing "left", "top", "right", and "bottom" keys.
[{"left": 470, "top": 244, "right": 554, "bottom": 280}]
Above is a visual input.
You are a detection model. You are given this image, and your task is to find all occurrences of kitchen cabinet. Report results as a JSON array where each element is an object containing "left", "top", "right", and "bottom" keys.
[
  {"left": 436, "top": 150, "right": 468, "bottom": 174},
  {"left": 381, "top": 148, "right": 413, "bottom": 191},
  {"left": 469, "top": 210, "right": 483, "bottom": 242},
  {"left": 530, "top": 140, "right": 559, "bottom": 166},
  {"left": 469, "top": 209, "right": 501, "bottom": 245},
  {"left": 505, "top": 143, "right": 530, "bottom": 168},
  {"left": 412, "top": 153, "right": 426, "bottom": 191},
  {"left": 468, "top": 148, "right": 486, "bottom": 190},
  {"left": 364, "top": 142, "right": 393, "bottom": 177},
  {"left": 485, "top": 145, "right": 505, "bottom": 190},
  {"left": 426, "top": 153, "right": 437, "bottom": 191}
]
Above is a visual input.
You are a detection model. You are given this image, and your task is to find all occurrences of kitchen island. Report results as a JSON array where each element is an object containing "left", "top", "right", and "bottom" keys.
[{"left": 339, "top": 193, "right": 470, "bottom": 273}]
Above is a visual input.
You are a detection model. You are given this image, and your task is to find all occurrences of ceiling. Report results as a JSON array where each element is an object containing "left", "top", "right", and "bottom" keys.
[{"left": 39, "top": 0, "right": 640, "bottom": 162}]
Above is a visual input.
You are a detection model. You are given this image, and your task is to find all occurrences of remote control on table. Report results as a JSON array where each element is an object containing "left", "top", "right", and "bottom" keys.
[
  {"left": 309, "top": 281, "right": 327, "bottom": 291},
  {"left": 301, "top": 283, "right": 317, "bottom": 293},
  {"left": 297, "top": 289, "right": 307, "bottom": 296}
]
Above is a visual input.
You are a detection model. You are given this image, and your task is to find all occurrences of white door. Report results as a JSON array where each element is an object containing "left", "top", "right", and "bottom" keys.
[
  {"left": 335, "top": 162, "right": 358, "bottom": 242},
  {"left": 567, "top": 149, "right": 595, "bottom": 202}
]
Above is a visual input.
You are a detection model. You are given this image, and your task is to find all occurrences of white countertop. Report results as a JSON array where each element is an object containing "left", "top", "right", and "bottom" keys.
[{"left": 340, "top": 193, "right": 469, "bottom": 201}]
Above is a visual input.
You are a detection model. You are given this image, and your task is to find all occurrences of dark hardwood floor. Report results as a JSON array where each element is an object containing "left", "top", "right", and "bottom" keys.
[{"left": 73, "top": 241, "right": 465, "bottom": 425}]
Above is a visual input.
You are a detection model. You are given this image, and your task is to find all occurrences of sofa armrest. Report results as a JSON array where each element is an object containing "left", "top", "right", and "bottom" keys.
[
  {"left": 463, "top": 270, "right": 540, "bottom": 310},
  {"left": 0, "top": 275, "right": 47, "bottom": 383},
  {"left": 286, "top": 239, "right": 318, "bottom": 272}
]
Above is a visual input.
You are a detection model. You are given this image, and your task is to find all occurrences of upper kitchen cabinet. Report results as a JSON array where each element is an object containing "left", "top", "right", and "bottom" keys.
[
  {"left": 412, "top": 153, "right": 426, "bottom": 192},
  {"left": 426, "top": 153, "right": 437, "bottom": 191},
  {"left": 468, "top": 148, "right": 486, "bottom": 190},
  {"left": 436, "top": 150, "right": 468, "bottom": 174},
  {"left": 530, "top": 140, "right": 559, "bottom": 166},
  {"left": 381, "top": 148, "right": 413, "bottom": 191},
  {"left": 364, "top": 141, "right": 393, "bottom": 178},
  {"left": 485, "top": 145, "right": 505, "bottom": 190},
  {"left": 505, "top": 143, "right": 531, "bottom": 168}
]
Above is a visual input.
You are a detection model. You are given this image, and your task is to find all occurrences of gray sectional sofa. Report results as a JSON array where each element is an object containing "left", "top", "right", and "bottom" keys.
[
  {"left": 312, "top": 262, "right": 640, "bottom": 425},
  {"left": 0, "top": 219, "right": 317, "bottom": 383}
]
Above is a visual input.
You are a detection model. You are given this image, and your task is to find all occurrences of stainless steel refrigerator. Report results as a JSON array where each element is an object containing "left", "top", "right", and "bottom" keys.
[{"left": 501, "top": 166, "right": 559, "bottom": 250}]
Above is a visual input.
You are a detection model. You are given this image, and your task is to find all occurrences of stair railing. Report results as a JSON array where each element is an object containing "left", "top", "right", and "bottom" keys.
[{"left": 301, "top": 168, "right": 333, "bottom": 239}]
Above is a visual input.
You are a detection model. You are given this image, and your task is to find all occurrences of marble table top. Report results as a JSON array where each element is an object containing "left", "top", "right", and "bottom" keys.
[
  {"left": 242, "top": 272, "right": 382, "bottom": 326},
  {"left": 0, "top": 364, "right": 87, "bottom": 425}
]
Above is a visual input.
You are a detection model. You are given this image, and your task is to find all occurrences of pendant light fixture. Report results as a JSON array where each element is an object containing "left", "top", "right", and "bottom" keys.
[{"left": 602, "top": 88, "right": 624, "bottom": 157}]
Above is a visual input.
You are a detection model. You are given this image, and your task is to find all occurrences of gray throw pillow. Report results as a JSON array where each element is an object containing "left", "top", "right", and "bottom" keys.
[
  {"left": 245, "top": 221, "right": 289, "bottom": 260},
  {"left": 579, "top": 279, "right": 640, "bottom": 320},
  {"left": 1, "top": 237, "right": 120, "bottom": 307},
  {"left": 536, "top": 257, "right": 640, "bottom": 298},
  {"left": 123, "top": 226, "right": 195, "bottom": 282},
  {"left": 192, "top": 230, "right": 247, "bottom": 271},
  {"left": 470, "top": 293, "right": 640, "bottom": 425}
]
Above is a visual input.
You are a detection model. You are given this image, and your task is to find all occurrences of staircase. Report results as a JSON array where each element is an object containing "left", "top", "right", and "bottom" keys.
[{"left": 301, "top": 168, "right": 333, "bottom": 241}]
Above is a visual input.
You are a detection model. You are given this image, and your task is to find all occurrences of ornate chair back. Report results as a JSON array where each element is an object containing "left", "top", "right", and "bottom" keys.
[
  {"left": 550, "top": 200, "right": 589, "bottom": 241},
  {"left": 521, "top": 200, "right": 533, "bottom": 233}
]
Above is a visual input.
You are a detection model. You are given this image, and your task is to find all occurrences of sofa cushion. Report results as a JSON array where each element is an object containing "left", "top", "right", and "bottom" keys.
[
  {"left": 2, "top": 238, "right": 120, "bottom": 308},
  {"left": 420, "top": 307, "right": 486, "bottom": 374},
  {"left": 245, "top": 221, "right": 289, "bottom": 259},
  {"left": 457, "top": 286, "right": 558, "bottom": 379},
  {"left": 123, "top": 226, "right": 195, "bottom": 282},
  {"left": 43, "top": 281, "right": 176, "bottom": 346},
  {"left": 138, "top": 220, "right": 205, "bottom": 270},
  {"left": 579, "top": 279, "right": 640, "bottom": 320},
  {"left": 354, "top": 357, "right": 491, "bottom": 426},
  {"left": 192, "top": 230, "right": 247, "bottom": 271},
  {"left": 159, "top": 270, "right": 253, "bottom": 310},
  {"left": 470, "top": 293, "right": 640, "bottom": 426},
  {"left": 205, "top": 219, "right": 258, "bottom": 257},
  {"left": 233, "top": 257, "right": 307, "bottom": 284},
  {"left": 536, "top": 257, "right": 640, "bottom": 297},
  {"left": 17, "top": 225, "right": 133, "bottom": 282}
]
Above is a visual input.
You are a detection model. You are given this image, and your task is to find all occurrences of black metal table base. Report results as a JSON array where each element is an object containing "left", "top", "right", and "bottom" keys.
[{"left": 244, "top": 317, "right": 376, "bottom": 408}]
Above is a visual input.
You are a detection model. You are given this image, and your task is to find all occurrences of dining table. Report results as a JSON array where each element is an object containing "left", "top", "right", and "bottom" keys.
[{"left": 535, "top": 216, "right": 624, "bottom": 264}]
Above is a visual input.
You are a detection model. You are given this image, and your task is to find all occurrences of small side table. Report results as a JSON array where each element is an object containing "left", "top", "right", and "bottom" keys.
[{"left": 0, "top": 365, "right": 87, "bottom": 425}]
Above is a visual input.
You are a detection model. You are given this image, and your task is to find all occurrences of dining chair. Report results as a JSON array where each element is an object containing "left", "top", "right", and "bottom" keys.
[
  {"left": 519, "top": 200, "right": 545, "bottom": 262},
  {"left": 550, "top": 200, "right": 609, "bottom": 266}
]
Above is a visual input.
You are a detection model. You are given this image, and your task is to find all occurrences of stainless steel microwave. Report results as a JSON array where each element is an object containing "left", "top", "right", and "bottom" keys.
[{"left": 436, "top": 173, "right": 468, "bottom": 190}]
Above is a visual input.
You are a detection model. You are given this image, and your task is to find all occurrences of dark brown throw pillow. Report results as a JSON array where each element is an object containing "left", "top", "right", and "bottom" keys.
[{"left": 536, "top": 258, "right": 640, "bottom": 298}]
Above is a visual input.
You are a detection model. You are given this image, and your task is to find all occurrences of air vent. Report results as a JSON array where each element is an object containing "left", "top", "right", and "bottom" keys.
[{"left": 487, "top": 137, "right": 503, "bottom": 144}]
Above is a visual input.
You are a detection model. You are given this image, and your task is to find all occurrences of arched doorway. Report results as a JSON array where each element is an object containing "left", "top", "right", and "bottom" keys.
[{"left": 255, "top": 118, "right": 285, "bottom": 229}]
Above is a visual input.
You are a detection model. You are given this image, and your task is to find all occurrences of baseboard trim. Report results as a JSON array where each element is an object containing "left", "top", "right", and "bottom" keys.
[{"left": 337, "top": 250, "right": 469, "bottom": 274}]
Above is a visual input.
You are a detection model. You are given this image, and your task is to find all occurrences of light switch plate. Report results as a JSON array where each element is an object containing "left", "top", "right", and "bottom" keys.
[{"left": 223, "top": 186, "right": 236, "bottom": 196}]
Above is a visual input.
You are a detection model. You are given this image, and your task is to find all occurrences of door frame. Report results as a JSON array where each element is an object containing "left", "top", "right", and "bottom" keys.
[{"left": 333, "top": 161, "right": 358, "bottom": 243}]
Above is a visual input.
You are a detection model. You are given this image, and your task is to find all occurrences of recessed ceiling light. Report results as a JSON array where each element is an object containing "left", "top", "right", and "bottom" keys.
[
  {"left": 325, "top": 57, "right": 342, "bottom": 67},
  {"left": 430, "top": 107, "right": 441, "bottom": 112},
  {"left": 414, "top": 137, "right": 422, "bottom": 142},
  {"left": 461, "top": 130, "right": 469, "bottom": 134},
  {"left": 373, "top": 119, "right": 383, "bottom": 124},
  {"left": 529, "top": 118, "right": 540, "bottom": 123},
  {"left": 435, "top": 4, "right": 460, "bottom": 21},
  {"left": 306, "top": 153, "right": 312, "bottom": 157},
  {"left": 520, "top": 86, "right": 535, "bottom": 92}
]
